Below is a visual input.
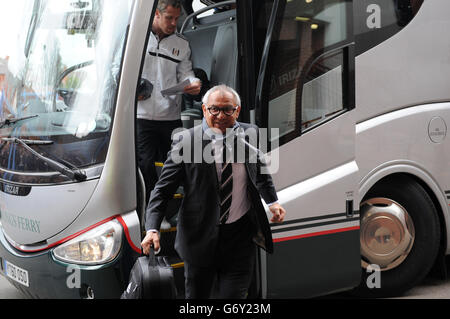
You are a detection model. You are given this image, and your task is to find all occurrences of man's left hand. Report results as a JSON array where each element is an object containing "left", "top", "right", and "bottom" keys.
[
  {"left": 184, "top": 81, "right": 202, "bottom": 95},
  {"left": 269, "top": 203, "right": 286, "bottom": 223}
]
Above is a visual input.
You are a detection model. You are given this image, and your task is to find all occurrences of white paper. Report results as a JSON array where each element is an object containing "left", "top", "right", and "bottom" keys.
[{"left": 160, "top": 79, "right": 191, "bottom": 96}]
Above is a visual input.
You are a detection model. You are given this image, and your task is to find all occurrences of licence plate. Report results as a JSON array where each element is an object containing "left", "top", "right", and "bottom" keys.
[{"left": 4, "top": 260, "right": 29, "bottom": 287}]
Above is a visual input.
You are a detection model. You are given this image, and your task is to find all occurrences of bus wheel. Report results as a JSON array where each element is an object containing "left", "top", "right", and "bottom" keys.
[{"left": 356, "top": 175, "right": 440, "bottom": 297}]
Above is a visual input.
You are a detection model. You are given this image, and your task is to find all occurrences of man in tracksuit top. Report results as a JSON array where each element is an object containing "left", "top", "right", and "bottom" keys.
[{"left": 137, "top": 0, "right": 201, "bottom": 204}]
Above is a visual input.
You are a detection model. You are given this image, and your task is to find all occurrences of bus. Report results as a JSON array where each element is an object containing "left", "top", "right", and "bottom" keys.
[{"left": 0, "top": 0, "right": 448, "bottom": 298}]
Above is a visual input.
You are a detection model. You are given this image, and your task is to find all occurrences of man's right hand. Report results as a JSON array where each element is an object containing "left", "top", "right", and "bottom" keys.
[
  {"left": 141, "top": 231, "right": 160, "bottom": 255},
  {"left": 183, "top": 80, "right": 202, "bottom": 96}
]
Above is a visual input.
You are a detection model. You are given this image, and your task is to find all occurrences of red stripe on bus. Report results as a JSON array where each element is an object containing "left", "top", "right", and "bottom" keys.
[
  {"left": 10, "top": 215, "right": 120, "bottom": 253},
  {"left": 116, "top": 215, "right": 141, "bottom": 254},
  {"left": 10, "top": 214, "right": 142, "bottom": 254},
  {"left": 273, "top": 226, "right": 360, "bottom": 243}
]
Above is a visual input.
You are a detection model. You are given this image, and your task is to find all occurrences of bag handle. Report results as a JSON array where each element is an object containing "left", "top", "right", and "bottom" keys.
[
  {"left": 140, "top": 246, "right": 161, "bottom": 298},
  {"left": 141, "top": 245, "right": 158, "bottom": 266},
  {"left": 148, "top": 246, "right": 157, "bottom": 266}
]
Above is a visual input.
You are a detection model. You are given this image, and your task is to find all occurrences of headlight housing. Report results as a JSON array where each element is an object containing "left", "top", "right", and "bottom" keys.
[{"left": 52, "top": 219, "right": 122, "bottom": 265}]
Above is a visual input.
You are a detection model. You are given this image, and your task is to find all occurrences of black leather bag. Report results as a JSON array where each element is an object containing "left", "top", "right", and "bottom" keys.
[
  {"left": 121, "top": 249, "right": 177, "bottom": 299},
  {"left": 137, "top": 78, "right": 153, "bottom": 101}
]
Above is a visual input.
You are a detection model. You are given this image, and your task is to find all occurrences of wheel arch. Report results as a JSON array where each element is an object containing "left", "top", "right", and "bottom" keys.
[{"left": 359, "top": 163, "right": 449, "bottom": 255}]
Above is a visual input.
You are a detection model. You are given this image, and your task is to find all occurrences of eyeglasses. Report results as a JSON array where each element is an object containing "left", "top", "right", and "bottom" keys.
[{"left": 206, "top": 105, "right": 238, "bottom": 116}]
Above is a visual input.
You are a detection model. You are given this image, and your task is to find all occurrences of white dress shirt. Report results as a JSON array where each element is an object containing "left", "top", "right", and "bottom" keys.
[{"left": 212, "top": 137, "right": 252, "bottom": 224}]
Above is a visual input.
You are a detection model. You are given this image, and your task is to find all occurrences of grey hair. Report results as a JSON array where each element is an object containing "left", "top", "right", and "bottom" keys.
[
  {"left": 157, "top": 0, "right": 181, "bottom": 13},
  {"left": 202, "top": 84, "right": 241, "bottom": 107}
]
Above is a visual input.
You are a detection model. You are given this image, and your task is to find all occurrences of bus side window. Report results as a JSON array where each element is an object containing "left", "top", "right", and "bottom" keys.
[
  {"left": 263, "top": 0, "right": 353, "bottom": 146},
  {"left": 354, "top": 0, "right": 424, "bottom": 55},
  {"left": 301, "top": 49, "right": 346, "bottom": 130}
]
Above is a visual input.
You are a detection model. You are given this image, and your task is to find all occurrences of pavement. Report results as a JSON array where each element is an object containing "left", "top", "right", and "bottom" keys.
[
  {"left": 1, "top": 264, "right": 450, "bottom": 299},
  {"left": 0, "top": 275, "right": 25, "bottom": 299},
  {"left": 393, "top": 275, "right": 450, "bottom": 299}
]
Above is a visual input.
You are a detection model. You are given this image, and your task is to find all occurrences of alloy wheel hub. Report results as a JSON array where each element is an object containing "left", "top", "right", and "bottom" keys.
[{"left": 360, "top": 198, "right": 415, "bottom": 271}]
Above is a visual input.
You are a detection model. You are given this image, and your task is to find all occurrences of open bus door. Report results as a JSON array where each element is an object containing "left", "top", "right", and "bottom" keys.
[{"left": 240, "top": 0, "right": 361, "bottom": 297}]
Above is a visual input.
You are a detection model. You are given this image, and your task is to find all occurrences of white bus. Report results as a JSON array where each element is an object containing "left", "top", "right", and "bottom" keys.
[{"left": 0, "top": 0, "right": 448, "bottom": 298}]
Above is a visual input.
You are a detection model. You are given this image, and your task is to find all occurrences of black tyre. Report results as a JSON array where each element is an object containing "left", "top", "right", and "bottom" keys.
[{"left": 354, "top": 175, "right": 440, "bottom": 297}]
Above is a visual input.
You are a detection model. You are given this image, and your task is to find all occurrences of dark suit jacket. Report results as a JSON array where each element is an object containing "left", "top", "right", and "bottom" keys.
[{"left": 145, "top": 122, "right": 278, "bottom": 266}]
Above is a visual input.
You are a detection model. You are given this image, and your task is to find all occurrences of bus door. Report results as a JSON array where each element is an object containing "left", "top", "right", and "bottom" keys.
[{"left": 244, "top": 0, "right": 360, "bottom": 298}]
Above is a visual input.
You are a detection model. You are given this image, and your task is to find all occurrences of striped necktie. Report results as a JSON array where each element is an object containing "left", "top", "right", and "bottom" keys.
[{"left": 219, "top": 140, "right": 233, "bottom": 224}]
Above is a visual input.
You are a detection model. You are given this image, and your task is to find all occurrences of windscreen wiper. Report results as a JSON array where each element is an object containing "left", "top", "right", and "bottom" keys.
[
  {"left": 0, "top": 115, "right": 39, "bottom": 129},
  {"left": 1, "top": 137, "right": 87, "bottom": 182}
]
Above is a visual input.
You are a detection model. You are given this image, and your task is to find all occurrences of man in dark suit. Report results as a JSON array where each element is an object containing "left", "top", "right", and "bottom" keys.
[{"left": 141, "top": 84, "right": 286, "bottom": 298}]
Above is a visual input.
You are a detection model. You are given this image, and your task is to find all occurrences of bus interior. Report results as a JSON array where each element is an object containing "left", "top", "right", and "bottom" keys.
[{"left": 138, "top": 0, "right": 243, "bottom": 296}]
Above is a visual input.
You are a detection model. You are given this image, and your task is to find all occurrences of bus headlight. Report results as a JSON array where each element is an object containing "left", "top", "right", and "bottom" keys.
[{"left": 52, "top": 220, "right": 122, "bottom": 265}]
